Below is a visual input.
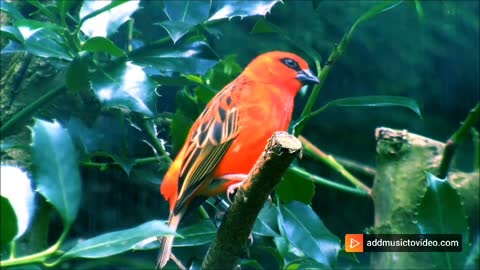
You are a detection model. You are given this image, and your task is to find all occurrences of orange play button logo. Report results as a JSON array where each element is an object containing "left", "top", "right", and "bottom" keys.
[{"left": 345, "top": 234, "right": 364, "bottom": 252}]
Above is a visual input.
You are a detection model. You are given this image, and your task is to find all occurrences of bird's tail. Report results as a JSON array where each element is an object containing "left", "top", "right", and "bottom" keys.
[{"left": 157, "top": 212, "right": 183, "bottom": 269}]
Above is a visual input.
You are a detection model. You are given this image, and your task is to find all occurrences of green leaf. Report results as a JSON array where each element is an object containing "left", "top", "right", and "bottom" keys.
[
  {"left": 321, "top": 96, "right": 421, "bottom": 117},
  {"left": 62, "top": 220, "right": 177, "bottom": 259},
  {"left": 278, "top": 201, "right": 340, "bottom": 268},
  {"left": 131, "top": 39, "right": 219, "bottom": 76},
  {"left": 208, "top": 0, "right": 282, "bottom": 21},
  {"left": 286, "top": 259, "right": 330, "bottom": 270},
  {"left": 0, "top": 1, "right": 25, "bottom": 20},
  {"left": 15, "top": 19, "right": 64, "bottom": 40},
  {"left": 274, "top": 236, "right": 289, "bottom": 259},
  {"left": 0, "top": 26, "right": 24, "bottom": 43},
  {"left": 0, "top": 196, "right": 17, "bottom": 246},
  {"left": 82, "top": 37, "right": 126, "bottom": 57},
  {"left": 0, "top": 166, "right": 35, "bottom": 241},
  {"left": 158, "top": 0, "right": 210, "bottom": 43},
  {"left": 66, "top": 52, "right": 90, "bottom": 92},
  {"left": 465, "top": 236, "right": 479, "bottom": 269},
  {"left": 413, "top": 0, "right": 424, "bottom": 23},
  {"left": 1, "top": 40, "right": 25, "bottom": 55},
  {"left": 23, "top": 28, "right": 72, "bottom": 60},
  {"left": 14, "top": 19, "right": 71, "bottom": 59},
  {"left": 158, "top": 21, "right": 196, "bottom": 44},
  {"left": 163, "top": 0, "right": 211, "bottom": 24},
  {"left": 294, "top": 95, "right": 421, "bottom": 136},
  {"left": 32, "top": 119, "right": 82, "bottom": 225},
  {"left": 66, "top": 114, "right": 148, "bottom": 174},
  {"left": 251, "top": 18, "right": 279, "bottom": 34},
  {"left": 173, "top": 220, "right": 216, "bottom": 247},
  {"left": 57, "top": 0, "right": 76, "bottom": 16},
  {"left": 204, "top": 54, "right": 242, "bottom": 90},
  {"left": 239, "top": 259, "right": 263, "bottom": 269},
  {"left": 79, "top": 0, "right": 139, "bottom": 38},
  {"left": 355, "top": 1, "right": 402, "bottom": 26},
  {"left": 253, "top": 204, "right": 280, "bottom": 237},
  {"left": 276, "top": 169, "right": 315, "bottom": 204},
  {"left": 415, "top": 173, "right": 469, "bottom": 269},
  {"left": 91, "top": 61, "right": 159, "bottom": 116},
  {"left": 170, "top": 111, "right": 194, "bottom": 153}
]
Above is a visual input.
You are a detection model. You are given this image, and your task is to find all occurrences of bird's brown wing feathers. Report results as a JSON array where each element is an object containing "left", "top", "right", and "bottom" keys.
[{"left": 173, "top": 82, "right": 242, "bottom": 214}]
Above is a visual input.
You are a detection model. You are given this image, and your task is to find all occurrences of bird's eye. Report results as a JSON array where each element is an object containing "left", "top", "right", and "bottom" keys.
[{"left": 281, "top": 58, "right": 300, "bottom": 70}]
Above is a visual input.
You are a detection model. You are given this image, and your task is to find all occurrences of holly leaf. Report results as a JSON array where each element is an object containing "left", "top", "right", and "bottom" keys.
[
  {"left": 1, "top": 1, "right": 24, "bottom": 20},
  {"left": 276, "top": 169, "right": 315, "bottom": 204},
  {"left": 82, "top": 37, "right": 126, "bottom": 57},
  {"left": 158, "top": 0, "right": 210, "bottom": 43},
  {"left": 0, "top": 196, "right": 17, "bottom": 246},
  {"left": 278, "top": 201, "right": 340, "bottom": 268},
  {"left": 66, "top": 52, "right": 90, "bottom": 92},
  {"left": 415, "top": 173, "right": 469, "bottom": 269},
  {"left": 208, "top": 0, "right": 282, "bottom": 21},
  {"left": 1, "top": 26, "right": 24, "bottom": 43},
  {"left": 79, "top": 0, "right": 139, "bottom": 38},
  {"left": 173, "top": 220, "right": 217, "bottom": 247},
  {"left": 32, "top": 119, "right": 82, "bottom": 226},
  {"left": 0, "top": 166, "right": 35, "bottom": 242},
  {"left": 253, "top": 204, "right": 280, "bottom": 237},
  {"left": 66, "top": 114, "right": 150, "bottom": 174},
  {"left": 131, "top": 39, "right": 219, "bottom": 76},
  {"left": 62, "top": 220, "right": 177, "bottom": 259},
  {"left": 91, "top": 61, "right": 159, "bottom": 116}
]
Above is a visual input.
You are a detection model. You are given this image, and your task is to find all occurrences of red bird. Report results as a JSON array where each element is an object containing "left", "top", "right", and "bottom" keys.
[{"left": 158, "top": 51, "right": 319, "bottom": 268}]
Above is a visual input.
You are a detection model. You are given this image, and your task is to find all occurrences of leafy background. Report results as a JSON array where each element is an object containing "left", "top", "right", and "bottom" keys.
[{"left": 0, "top": 0, "right": 478, "bottom": 269}]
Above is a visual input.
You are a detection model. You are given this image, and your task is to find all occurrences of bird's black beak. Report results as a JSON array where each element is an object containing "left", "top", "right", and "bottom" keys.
[{"left": 296, "top": 69, "right": 320, "bottom": 85}]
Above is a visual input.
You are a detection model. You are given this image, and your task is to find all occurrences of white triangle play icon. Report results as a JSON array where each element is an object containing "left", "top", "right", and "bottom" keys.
[{"left": 350, "top": 238, "right": 360, "bottom": 249}]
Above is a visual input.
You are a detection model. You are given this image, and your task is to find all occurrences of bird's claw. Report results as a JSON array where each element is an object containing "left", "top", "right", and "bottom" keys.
[{"left": 226, "top": 182, "right": 243, "bottom": 203}]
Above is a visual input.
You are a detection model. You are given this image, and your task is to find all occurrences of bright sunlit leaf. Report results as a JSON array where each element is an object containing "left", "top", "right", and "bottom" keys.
[
  {"left": 62, "top": 220, "right": 177, "bottom": 259},
  {"left": 32, "top": 119, "right": 82, "bottom": 226},
  {"left": 0, "top": 166, "right": 35, "bottom": 241},
  {"left": 80, "top": 0, "right": 139, "bottom": 37}
]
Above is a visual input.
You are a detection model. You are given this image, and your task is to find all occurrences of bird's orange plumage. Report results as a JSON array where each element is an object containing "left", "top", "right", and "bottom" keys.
[{"left": 158, "top": 51, "right": 319, "bottom": 268}]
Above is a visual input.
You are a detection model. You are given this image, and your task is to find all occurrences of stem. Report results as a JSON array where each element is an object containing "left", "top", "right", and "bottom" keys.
[
  {"left": 299, "top": 136, "right": 371, "bottom": 194},
  {"left": 0, "top": 225, "right": 70, "bottom": 267},
  {"left": 141, "top": 118, "right": 172, "bottom": 164},
  {"left": 288, "top": 166, "right": 369, "bottom": 197},
  {"left": 9, "top": 241, "right": 16, "bottom": 259},
  {"left": 438, "top": 103, "right": 480, "bottom": 178},
  {"left": 472, "top": 128, "right": 479, "bottom": 172},
  {"left": 0, "top": 86, "right": 66, "bottom": 138},
  {"left": 334, "top": 156, "right": 376, "bottom": 179},
  {"left": 295, "top": 1, "right": 403, "bottom": 136},
  {"left": 127, "top": 18, "right": 134, "bottom": 53},
  {"left": 198, "top": 206, "right": 210, "bottom": 219},
  {"left": 81, "top": 156, "right": 160, "bottom": 169}
]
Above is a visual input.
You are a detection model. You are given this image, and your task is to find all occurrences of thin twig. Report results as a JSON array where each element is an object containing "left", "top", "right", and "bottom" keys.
[
  {"left": 288, "top": 166, "right": 369, "bottom": 197},
  {"left": 299, "top": 136, "right": 372, "bottom": 195}
]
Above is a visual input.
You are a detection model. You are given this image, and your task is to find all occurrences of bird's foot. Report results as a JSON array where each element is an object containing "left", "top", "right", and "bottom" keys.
[{"left": 227, "top": 181, "right": 244, "bottom": 203}]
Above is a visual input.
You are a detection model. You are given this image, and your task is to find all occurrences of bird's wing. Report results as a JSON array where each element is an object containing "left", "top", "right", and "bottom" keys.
[{"left": 173, "top": 81, "right": 242, "bottom": 214}]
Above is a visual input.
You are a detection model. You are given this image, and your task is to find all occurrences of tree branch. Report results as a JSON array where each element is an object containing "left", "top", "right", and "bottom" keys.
[{"left": 201, "top": 132, "right": 302, "bottom": 270}]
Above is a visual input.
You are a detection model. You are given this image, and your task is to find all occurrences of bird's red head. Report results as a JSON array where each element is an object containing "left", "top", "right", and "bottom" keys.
[{"left": 242, "top": 51, "right": 320, "bottom": 96}]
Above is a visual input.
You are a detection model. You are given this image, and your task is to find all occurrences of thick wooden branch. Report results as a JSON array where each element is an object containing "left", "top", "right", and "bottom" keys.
[{"left": 201, "top": 131, "right": 302, "bottom": 270}]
